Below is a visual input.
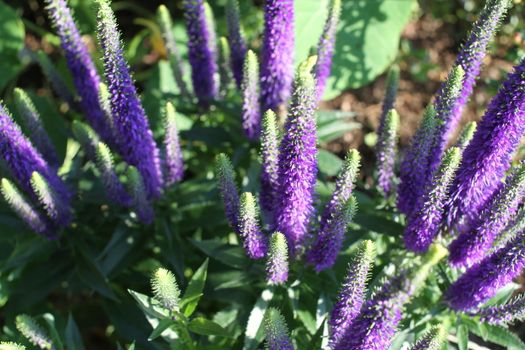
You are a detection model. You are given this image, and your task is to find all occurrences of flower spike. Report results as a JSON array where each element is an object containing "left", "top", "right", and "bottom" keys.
[
  {"left": 241, "top": 50, "right": 261, "bottom": 140},
  {"left": 71, "top": 120, "right": 99, "bottom": 159},
  {"left": 0, "top": 342, "right": 26, "bottom": 350},
  {"left": 216, "top": 153, "right": 240, "bottom": 231},
  {"left": 225, "top": 0, "right": 247, "bottom": 87},
  {"left": 239, "top": 192, "right": 268, "bottom": 259},
  {"left": 31, "top": 171, "right": 72, "bottom": 226},
  {"left": 163, "top": 102, "right": 184, "bottom": 186},
  {"left": 275, "top": 57, "right": 318, "bottom": 255},
  {"left": 260, "top": 0, "right": 295, "bottom": 112},
  {"left": 96, "top": 0, "right": 163, "bottom": 199},
  {"left": 151, "top": 267, "right": 180, "bottom": 312},
  {"left": 264, "top": 308, "right": 294, "bottom": 350},
  {"left": 126, "top": 166, "right": 154, "bottom": 224},
  {"left": 376, "top": 109, "right": 400, "bottom": 197},
  {"left": 377, "top": 66, "right": 400, "bottom": 136},
  {"left": 408, "top": 326, "right": 446, "bottom": 350},
  {"left": 266, "top": 232, "right": 289, "bottom": 285},
  {"left": 218, "top": 37, "right": 233, "bottom": 97},
  {"left": 15, "top": 315, "right": 53, "bottom": 350},
  {"left": 455, "top": 121, "right": 477, "bottom": 150},
  {"left": 477, "top": 294, "right": 525, "bottom": 325},
  {"left": 260, "top": 110, "right": 280, "bottom": 216},
  {"left": 95, "top": 142, "right": 130, "bottom": 206}
]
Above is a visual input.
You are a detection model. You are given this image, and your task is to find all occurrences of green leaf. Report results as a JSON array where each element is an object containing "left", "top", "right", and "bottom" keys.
[
  {"left": 148, "top": 318, "right": 174, "bottom": 341},
  {"left": 0, "top": 2, "right": 25, "bottom": 90},
  {"left": 318, "top": 150, "right": 343, "bottom": 177},
  {"left": 457, "top": 324, "right": 468, "bottom": 350},
  {"left": 181, "top": 259, "right": 209, "bottom": 317},
  {"left": 294, "top": 0, "right": 329, "bottom": 65},
  {"left": 65, "top": 314, "right": 85, "bottom": 350},
  {"left": 324, "top": 0, "right": 415, "bottom": 99},
  {"left": 463, "top": 318, "right": 525, "bottom": 350},
  {"left": 128, "top": 289, "right": 168, "bottom": 319},
  {"left": 190, "top": 239, "right": 248, "bottom": 268},
  {"left": 317, "top": 110, "right": 360, "bottom": 144},
  {"left": 243, "top": 288, "right": 274, "bottom": 350},
  {"left": 42, "top": 313, "right": 64, "bottom": 350},
  {"left": 187, "top": 317, "right": 232, "bottom": 338}
]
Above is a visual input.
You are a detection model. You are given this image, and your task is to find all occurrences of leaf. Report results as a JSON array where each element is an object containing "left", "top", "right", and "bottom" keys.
[
  {"left": 353, "top": 212, "right": 404, "bottom": 236},
  {"left": 188, "top": 317, "right": 232, "bottom": 338},
  {"left": 190, "top": 239, "right": 248, "bottom": 268},
  {"left": 294, "top": 0, "right": 329, "bottom": 65},
  {"left": 0, "top": 2, "right": 25, "bottom": 90},
  {"left": 243, "top": 288, "right": 274, "bottom": 350},
  {"left": 318, "top": 150, "right": 343, "bottom": 177},
  {"left": 317, "top": 110, "right": 360, "bottom": 144},
  {"left": 42, "top": 313, "right": 64, "bottom": 350},
  {"left": 181, "top": 259, "right": 209, "bottom": 317},
  {"left": 324, "top": 0, "right": 415, "bottom": 99},
  {"left": 463, "top": 318, "right": 525, "bottom": 350},
  {"left": 456, "top": 324, "right": 468, "bottom": 350},
  {"left": 65, "top": 313, "right": 85, "bottom": 350},
  {"left": 148, "top": 318, "right": 174, "bottom": 341},
  {"left": 128, "top": 290, "right": 168, "bottom": 319}
]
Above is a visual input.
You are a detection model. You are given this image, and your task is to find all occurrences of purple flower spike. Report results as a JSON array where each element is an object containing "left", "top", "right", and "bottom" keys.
[
  {"left": 163, "top": 102, "right": 184, "bottom": 186},
  {"left": 314, "top": 0, "right": 341, "bottom": 100},
  {"left": 404, "top": 147, "right": 462, "bottom": 253},
  {"left": 34, "top": 50, "right": 77, "bottom": 109},
  {"left": 31, "top": 171, "right": 72, "bottom": 226},
  {"left": 455, "top": 121, "right": 477, "bottom": 150},
  {"left": 266, "top": 232, "right": 289, "bottom": 285},
  {"left": 445, "top": 230, "right": 525, "bottom": 311},
  {"left": 449, "top": 162, "right": 525, "bottom": 267},
  {"left": 241, "top": 50, "right": 261, "bottom": 140},
  {"left": 260, "top": 0, "right": 294, "bottom": 112},
  {"left": 183, "top": 0, "right": 219, "bottom": 106},
  {"left": 157, "top": 5, "right": 191, "bottom": 97},
  {"left": 376, "top": 66, "right": 400, "bottom": 139},
  {"left": 329, "top": 240, "right": 375, "bottom": 349},
  {"left": 275, "top": 57, "right": 318, "bottom": 256},
  {"left": 225, "top": 0, "right": 247, "bottom": 88},
  {"left": 265, "top": 308, "right": 294, "bottom": 350},
  {"left": 477, "top": 294, "right": 525, "bottom": 325},
  {"left": 432, "top": 0, "right": 511, "bottom": 152},
  {"left": 307, "top": 149, "right": 360, "bottom": 271},
  {"left": 446, "top": 57, "right": 525, "bottom": 229},
  {"left": 409, "top": 326, "right": 446, "bottom": 350},
  {"left": 376, "top": 109, "right": 400, "bottom": 197},
  {"left": 95, "top": 142, "right": 131, "bottom": 206},
  {"left": 398, "top": 106, "right": 436, "bottom": 215},
  {"left": 260, "top": 110, "right": 280, "bottom": 216},
  {"left": 218, "top": 37, "right": 234, "bottom": 97},
  {"left": 13, "top": 88, "right": 59, "bottom": 167},
  {"left": 96, "top": 0, "right": 163, "bottom": 199},
  {"left": 126, "top": 166, "right": 154, "bottom": 224},
  {"left": 239, "top": 192, "right": 268, "bottom": 259},
  {"left": 1, "top": 178, "right": 51, "bottom": 236},
  {"left": 45, "top": 0, "right": 113, "bottom": 143},
  {"left": 216, "top": 153, "right": 240, "bottom": 231},
  {"left": 0, "top": 103, "right": 71, "bottom": 216}
]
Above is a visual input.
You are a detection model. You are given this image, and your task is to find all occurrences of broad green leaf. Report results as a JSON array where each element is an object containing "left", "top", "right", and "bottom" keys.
[
  {"left": 243, "top": 288, "right": 274, "bottom": 350},
  {"left": 318, "top": 150, "right": 343, "bottom": 177},
  {"left": 294, "top": 0, "right": 329, "bottom": 64},
  {"left": 65, "top": 314, "right": 85, "bottom": 350},
  {"left": 0, "top": 2, "right": 25, "bottom": 90},
  {"left": 457, "top": 324, "right": 468, "bottom": 350},
  {"left": 463, "top": 318, "right": 525, "bottom": 350},
  {"left": 128, "top": 289, "right": 168, "bottom": 319},
  {"left": 148, "top": 318, "right": 174, "bottom": 341},
  {"left": 181, "top": 259, "right": 209, "bottom": 317},
  {"left": 188, "top": 317, "right": 232, "bottom": 338},
  {"left": 190, "top": 239, "right": 248, "bottom": 268}
]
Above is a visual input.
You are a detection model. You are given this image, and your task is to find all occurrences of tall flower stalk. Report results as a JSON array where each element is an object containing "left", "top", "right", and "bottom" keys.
[
  {"left": 163, "top": 102, "right": 184, "bottom": 186},
  {"left": 376, "top": 109, "right": 400, "bottom": 197},
  {"left": 216, "top": 153, "right": 240, "bottom": 231},
  {"left": 266, "top": 232, "right": 289, "bottom": 285},
  {"left": 225, "top": 0, "right": 247, "bottom": 87},
  {"left": 241, "top": 50, "right": 261, "bottom": 140},
  {"left": 264, "top": 308, "right": 294, "bottom": 350},
  {"left": 238, "top": 192, "right": 268, "bottom": 259},
  {"left": 96, "top": 0, "right": 163, "bottom": 199},
  {"left": 259, "top": 110, "right": 280, "bottom": 216}
]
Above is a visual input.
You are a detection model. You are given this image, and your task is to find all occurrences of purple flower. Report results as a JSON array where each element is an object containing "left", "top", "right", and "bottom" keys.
[
  {"left": 260, "top": 0, "right": 294, "bottom": 112},
  {"left": 216, "top": 153, "right": 240, "bottom": 231},
  {"left": 1, "top": 178, "right": 52, "bottom": 237},
  {"left": 455, "top": 121, "right": 477, "bottom": 150},
  {"left": 329, "top": 240, "right": 375, "bottom": 349},
  {"left": 225, "top": 0, "right": 247, "bottom": 88},
  {"left": 376, "top": 66, "right": 400, "bottom": 139},
  {"left": 0, "top": 103, "right": 71, "bottom": 224},
  {"left": 97, "top": 0, "right": 163, "bottom": 199},
  {"left": 477, "top": 294, "right": 525, "bottom": 325},
  {"left": 163, "top": 102, "right": 184, "bottom": 186},
  {"left": 157, "top": 5, "right": 191, "bottom": 97},
  {"left": 126, "top": 166, "right": 154, "bottom": 224},
  {"left": 241, "top": 50, "right": 261, "bottom": 140},
  {"left": 408, "top": 326, "right": 446, "bottom": 350},
  {"left": 449, "top": 162, "right": 525, "bottom": 267},
  {"left": 376, "top": 109, "right": 400, "bottom": 197},
  {"left": 307, "top": 149, "right": 361, "bottom": 271},
  {"left": 45, "top": 0, "right": 113, "bottom": 143},
  {"left": 266, "top": 232, "right": 289, "bottom": 285},
  {"left": 445, "top": 230, "right": 525, "bottom": 311},
  {"left": 264, "top": 308, "right": 294, "bottom": 350},
  {"left": 31, "top": 171, "right": 72, "bottom": 227},
  {"left": 314, "top": 0, "right": 341, "bottom": 100},
  {"left": 398, "top": 106, "right": 436, "bottom": 215},
  {"left": 431, "top": 0, "right": 511, "bottom": 156},
  {"left": 275, "top": 57, "right": 318, "bottom": 255},
  {"left": 404, "top": 147, "right": 462, "bottom": 253},
  {"left": 239, "top": 192, "right": 268, "bottom": 259},
  {"left": 446, "top": 57, "right": 525, "bottom": 229},
  {"left": 183, "top": 0, "right": 218, "bottom": 106},
  {"left": 13, "top": 88, "right": 59, "bottom": 167},
  {"left": 260, "top": 110, "right": 280, "bottom": 216},
  {"left": 95, "top": 142, "right": 131, "bottom": 206}
]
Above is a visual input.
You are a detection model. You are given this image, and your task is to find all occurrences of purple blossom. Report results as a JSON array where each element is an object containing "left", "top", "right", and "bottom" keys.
[
  {"left": 95, "top": 142, "right": 131, "bottom": 206},
  {"left": 45, "top": 0, "right": 113, "bottom": 143},
  {"left": 183, "top": 0, "right": 218, "bottom": 106},
  {"left": 477, "top": 294, "right": 525, "bottom": 325},
  {"left": 376, "top": 66, "right": 400, "bottom": 139},
  {"left": 241, "top": 50, "right": 261, "bottom": 140},
  {"left": 455, "top": 121, "right": 477, "bottom": 150},
  {"left": 260, "top": 0, "right": 294, "bottom": 112},
  {"left": 398, "top": 106, "right": 436, "bottom": 215},
  {"left": 329, "top": 240, "right": 375, "bottom": 349},
  {"left": 260, "top": 110, "right": 280, "bottom": 217},
  {"left": 376, "top": 109, "right": 399, "bottom": 197},
  {"left": 275, "top": 57, "right": 318, "bottom": 255},
  {"left": 449, "top": 162, "right": 525, "bottom": 267},
  {"left": 239, "top": 192, "right": 268, "bottom": 259},
  {"left": 163, "top": 102, "right": 184, "bottom": 186},
  {"left": 446, "top": 57, "right": 525, "bottom": 229},
  {"left": 307, "top": 149, "right": 360, "bottom": 271},
  {"left": 97, "top": 0, "right": 163, "bottom": 199},
  {"left": 409, "top": 326, "right": 446, "bottom": 350},
  {"left": 265, "top": 308, "right": 294, "bottom": 350},
  {"left": 0, "top": 103, "right": 71, "bottom": 225},
  {"left": 404, "top": 147, "right": 462, "bottom": 253},
  {"left": 445, "top": 230, "right": 525, "bottom": 311},
  {"left": 216, "top": 153, "right": 240, "bottom": 231},
  {"left": 266, "top": 232, "right": 289, "bottom": 285},
  {"left": 225, "top": 0, "right": 247, "bottom": 88},
  {"left": 31, "top": 171, "right": 72, "bottom": 226},
  {"left": 314, "top": 0, "right": 341, "bottom": 100}
]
